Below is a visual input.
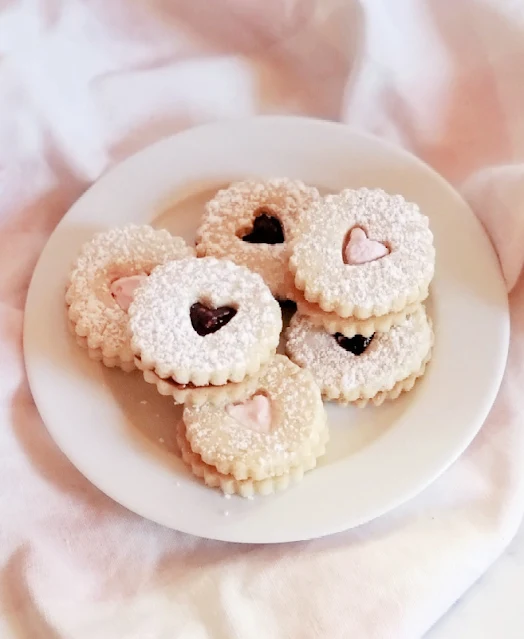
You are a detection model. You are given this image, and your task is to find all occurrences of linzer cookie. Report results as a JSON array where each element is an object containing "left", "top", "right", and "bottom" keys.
[
  {"left": 286, "top": 305, "right": 433, "bottom": 406},
  {"left": 181, "top": 355, "right": 328, "bottom": 488},
  {"left": 289, "top": 188, "right": 435, "bottom": 319},
  {"left": 196, "top": 178, "right": 320, "bottom": 299},
  {"left": 66, "top": 225, "right": 194, "bottom": 371},
  {"left": 176, "top": 421, "right": 325, "bottom": 497},
  {"left": 128, "top": 257, "right": 282, "bottom": 388}
]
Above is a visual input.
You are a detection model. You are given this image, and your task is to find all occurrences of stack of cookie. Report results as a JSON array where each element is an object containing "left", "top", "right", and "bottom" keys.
[
  {"left": 285, "top": 188, "right": 435, "bottom": 406},
  {"left": 65, "top": 179, "right": 436, "bottom": 498},
  {"left": 66, "top": 228, "right": 329, "bottom": 497},
  {"left": 198, "top": 182, "right": 435, "bottom": 408},
  {"left": 176, "top": 355, "right": 328, "bottom": 498}
]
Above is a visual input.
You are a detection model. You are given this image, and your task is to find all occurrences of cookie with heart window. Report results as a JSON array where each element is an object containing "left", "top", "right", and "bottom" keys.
[
  {"left": 181, "top": 355, "right": 328, "bottom": 489},
  {"left": 128, "top": 257, "right": 282, "bottom": 389},
  {"left": 285, "top": 305, "right": 433, "bottom": 406},
  {"left": 195, "top": 178, "right": 320, "bottom": 299},
  {"left": 289, "top": 188, "right": 435, "bottom": 319},
  {"left": 66, "top": 225, "right": 194, "bottom": 371}
]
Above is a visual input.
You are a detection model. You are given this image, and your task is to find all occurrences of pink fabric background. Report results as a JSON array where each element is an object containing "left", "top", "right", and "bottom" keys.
[{"left": 1, "top": 1, "right": 524, "bottom": 637}]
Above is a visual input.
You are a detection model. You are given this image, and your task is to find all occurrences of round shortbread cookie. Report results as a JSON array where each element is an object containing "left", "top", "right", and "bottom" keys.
[
  {"left": 183, "top": 355, "right": 328, "bottom": 481},
  {"left": 128, "top": 257, "right": 282, "bottom": 386},
  {"left": 289, "top": 188, "right": 435, "bottom": 318},
  {"left": 176, "top": 422, "right": 328, "bottom": 497},
  {"left": 291, "top": 286, "right": 420, "bottom": 338},
  {"left": 286, "top": 306, "right": 433, "bottom": 404},
  {"left": 196, "top": 178, "right": 320, "bottom": 299},
  {"left": 66, "top": 225, "right": 194, "bottom": 369}
]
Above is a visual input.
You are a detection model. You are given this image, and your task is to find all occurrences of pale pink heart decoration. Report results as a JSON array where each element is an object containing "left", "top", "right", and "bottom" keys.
[
  {"left": 226, "top": 394, "right": 272, "bottom": 434},
  {"left": 344, "top": 227, "right": 390, "bottom": 265},
  {"left": 110, "top": 274, "right": 148, "bottom": 311}
]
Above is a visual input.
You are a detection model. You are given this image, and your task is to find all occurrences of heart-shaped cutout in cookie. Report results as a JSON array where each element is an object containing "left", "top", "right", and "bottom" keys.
[
  {"left": 344, "top": 227, "right": 389, "bottom": 265},
  {"left": 226, "top": 394, "right": 272, "bottom": 434},
  {"left": 241, "top": 211, "right": 285, "bottom": 244},
  {"left": 111, "top": 274, "right": 148, "bottom": 311},
  {"left": 190, "top": 301, "right": 237, "bottom": 336},
  {"left": 334, "top": 332, "right": 374, "bottom": 356}
]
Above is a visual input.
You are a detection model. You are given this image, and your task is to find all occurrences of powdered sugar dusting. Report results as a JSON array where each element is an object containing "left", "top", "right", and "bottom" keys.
[
  {"left": 66, "top": 225, "right": 194, "bottom": 360},
  {"left": 286, "top": 306, "right": 433, "bottom": 395},
  {"left": 291, "top": 188, "right": 435, "bottom": 310},
  {"left": 196, "top": 178, "right": 320, "bottom": 298},
  {"left": 128, "top": 257, "right": 282, "bottom": 381},
  {"left": 183, "top": 355, "right": 326, "bottom": 476}
]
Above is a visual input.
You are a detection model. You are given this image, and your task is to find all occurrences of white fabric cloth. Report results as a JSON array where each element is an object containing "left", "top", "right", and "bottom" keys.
[{"left": 1, "top": 1, "right": 524, "bottom": 637}]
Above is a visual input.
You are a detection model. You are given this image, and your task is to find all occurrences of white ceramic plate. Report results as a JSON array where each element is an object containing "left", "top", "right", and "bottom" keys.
[{"left": 23, "top": 117, "right": 509, "bottom": 543}]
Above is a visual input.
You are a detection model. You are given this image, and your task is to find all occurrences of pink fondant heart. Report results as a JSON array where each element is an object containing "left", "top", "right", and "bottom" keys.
[
  {"left": 226, "top": 394, "right": 272, "bottom": 434},
  {"left": 110, "top": 274, "right": 148, "bottom": 311},
  {"left": 344, "top": 228, "right": 389, "bottom": 265}
]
